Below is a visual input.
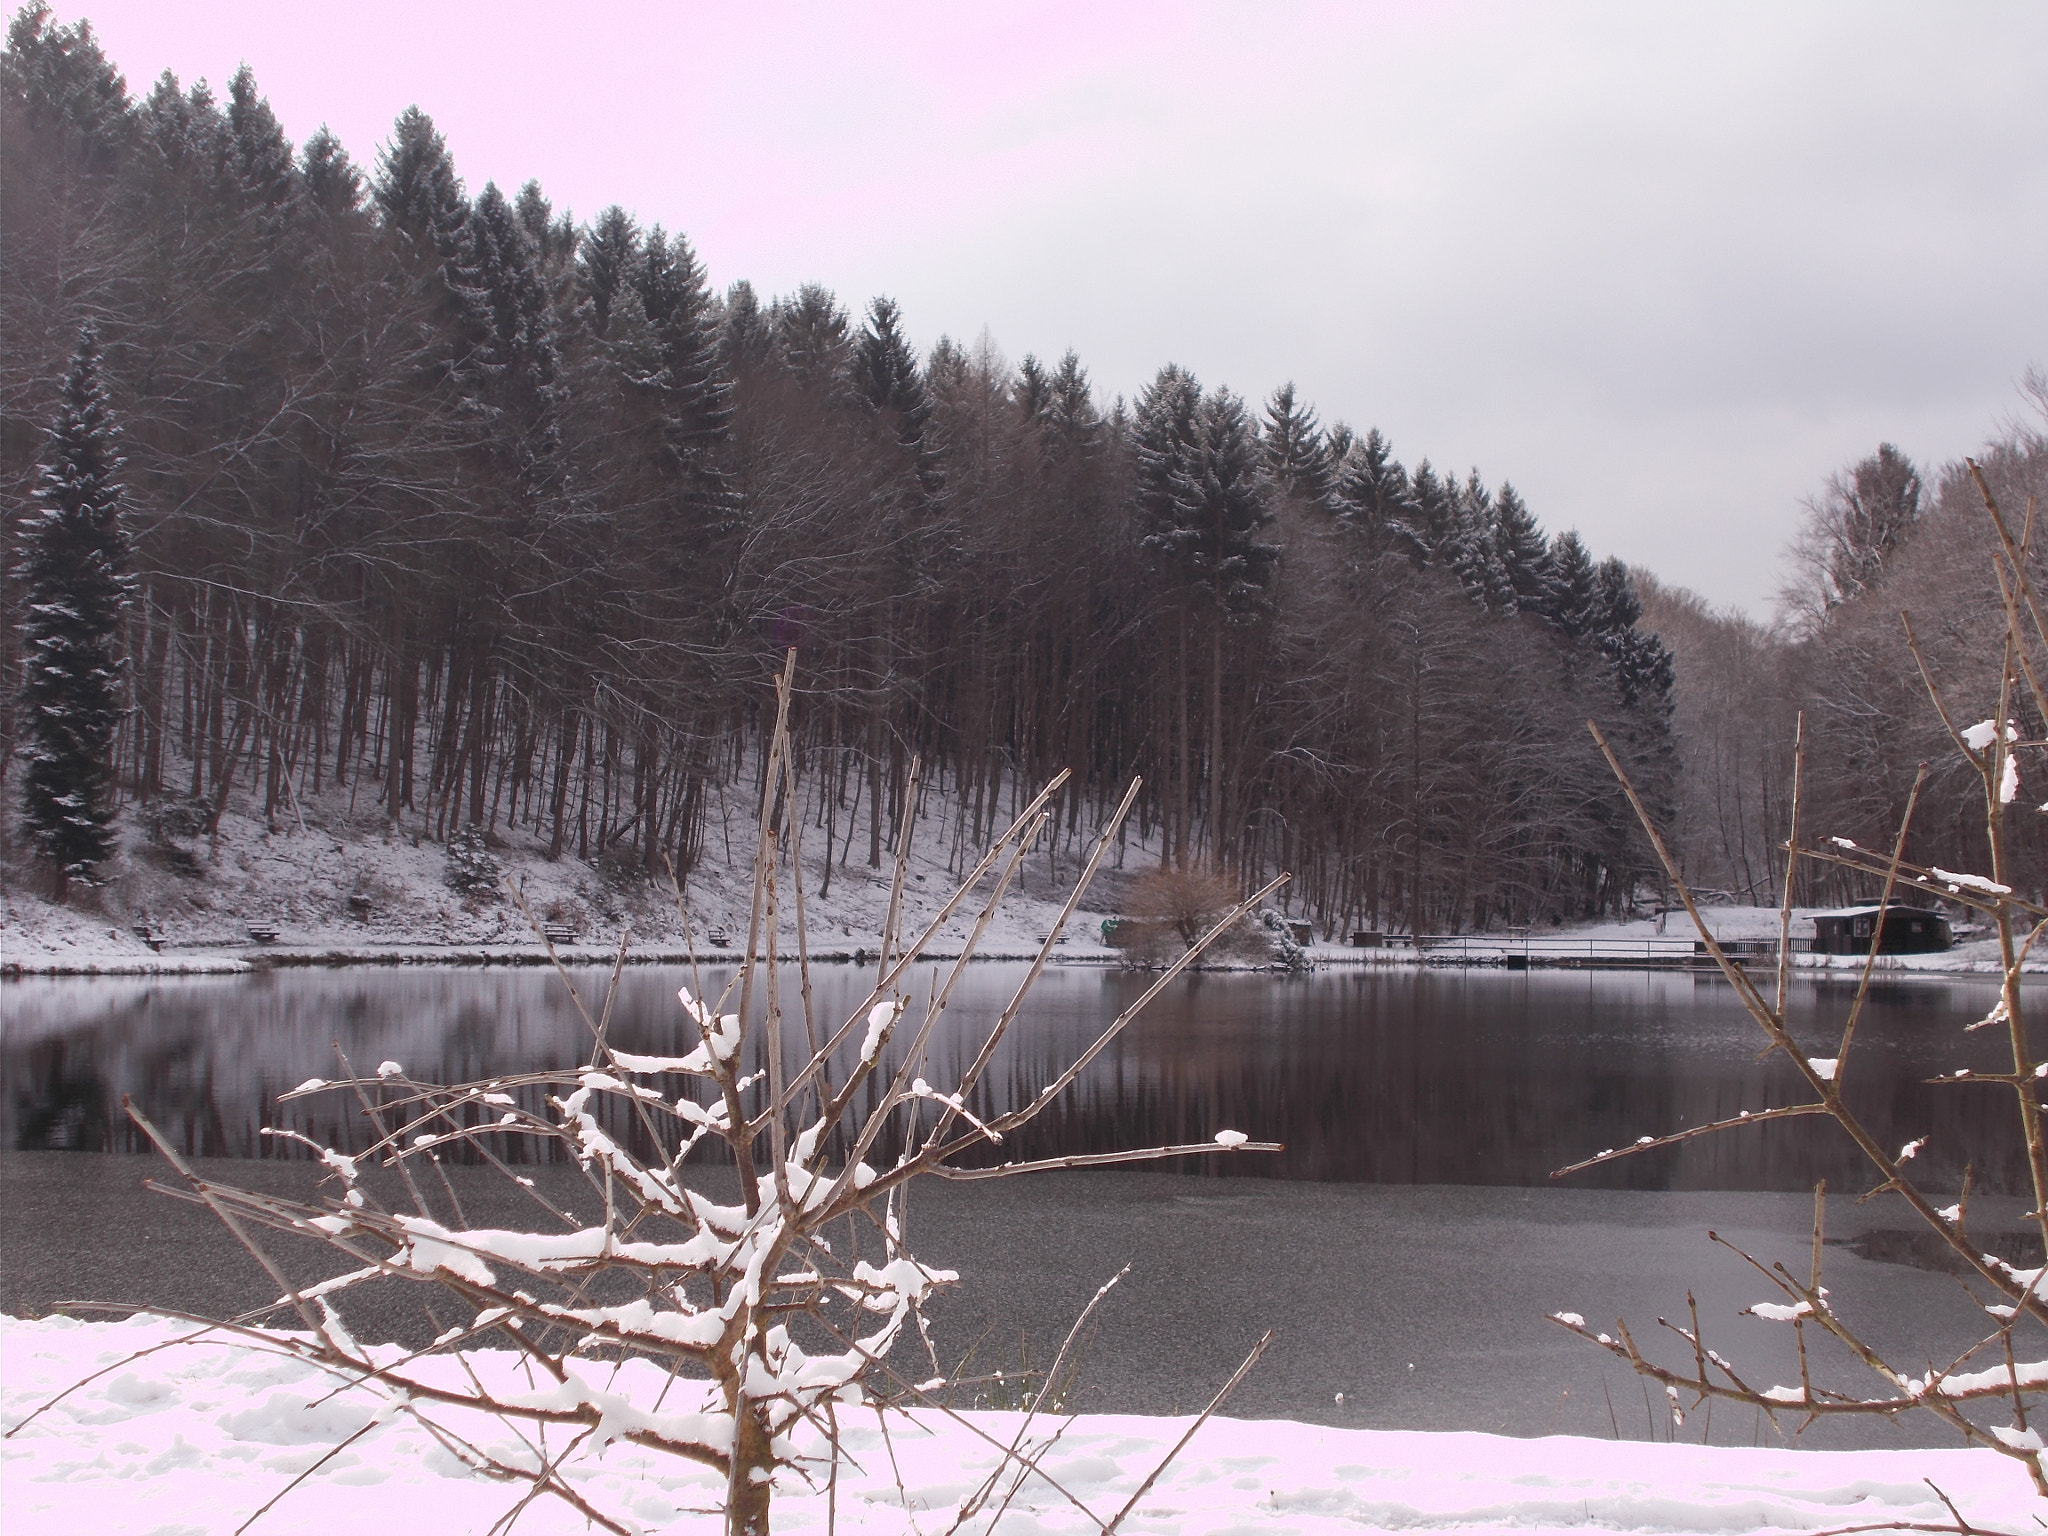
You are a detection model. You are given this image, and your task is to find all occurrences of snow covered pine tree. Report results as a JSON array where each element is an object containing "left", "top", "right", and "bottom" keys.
[{"left": 15, "top": 323, "right": 134, "bottom": 903}]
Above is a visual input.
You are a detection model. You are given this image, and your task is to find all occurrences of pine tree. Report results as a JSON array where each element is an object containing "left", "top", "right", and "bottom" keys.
[
  {"left": 636, "top": 227, "right": 733, "bottom": 456},
  {"left": 775, "top": 282, "right": 850, "bottom": 390},
  {"left": 1541, "top": 529, "right": 1599, "bottom": 639},
  {"left": 1593, "top": 557, "right": 1675, "bottom": 711},
  {"left": 1135, "top": 371, "right": 1277, "bottom": 862},
  {"left": 373, "top": 105, "right": 467, "bottom": 271},
  {"left": 633, "top": 224, "right": 736, "bottom": 527},
  {"left": 1132, "top": 363, "right": 1205, "bottom": 546},
  {"left": 514, "top": 178, "right": 575, "bottom": 271},
  {"left": 578, "top": 205, "right": 640, "bottom": 340},
  {"left": 1322, "top": 422, "right": 1356, "bottom": 474},
  {"left": 16, "top": 324, "right": 134, "bottom": 901},
  {"left": 3, "top": 5, "right": 131, "bottom": 171},
  {"left": 1261, "top": 381, "right": 1328, "bottom": 497},
  {"left": 1043, "top": 350, "right": 1101, "bottom": 457},
  {"left": 299, "top": 127, "right": 363, "bottom": 218},
  {"left": 854, "top": 295, "right": 940, "bottom": 490},
  {"left": 1491, "top": 482, "right": 1549, "bottom": 612},
  {"left": 1331, "top": 427, "right": 1414, "bottom": 544},
  {"left": 1826, "top": 442, "right": 1922, "bottom": 604},
  {"left": 721, "top": 280, "right": 773, "bottom": 375},
  {"left": 925, "top": 335, "right": 971, "bottom": 401},
  {"left": 1183, "top": 388, "right": 1279, "bottom": 622},
  {"left": 1446, "top": 471, "right": 1513, "bottom": 612},
  {"left": 1015, "top": 353, "right": 1051, "bottom": 424},
  {"left": 456, "top": 181, "right": 562, "bottom": 444},
  {"left": 1402, "top": 460, "right": 1457, "bottom": 560},
  {"left": 225, "top": 64, "right": 295, "bottom": 209},
  {"left": 132, "top": 70, "right": 215, "bottom": 185}
]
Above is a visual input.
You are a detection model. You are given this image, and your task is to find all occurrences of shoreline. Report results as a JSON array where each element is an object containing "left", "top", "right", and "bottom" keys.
[{"left": 1, "top": 935, "right": 2024, "bottom": 979}]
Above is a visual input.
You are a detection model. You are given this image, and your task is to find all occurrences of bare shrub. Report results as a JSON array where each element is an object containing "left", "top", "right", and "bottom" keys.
[
  {"left": 28, "top": 660, "right": 1284, "bottom": 1536},
  {"left": 442, "top": 825, "right": 501, "bottom": 895},
  {"left": 1558, "top": 466, "right": 2046, "bottom": 1503},
  {"left": 138, "top": 795, "right": 209, "bottom": 845},
  {"left": 1126, "top": 861, "right": 1243, "bottom": 949}
]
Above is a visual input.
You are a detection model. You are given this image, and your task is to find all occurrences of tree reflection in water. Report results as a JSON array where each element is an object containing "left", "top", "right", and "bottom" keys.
[{"left": 2, "top": 964, "right": 2025, "bottom": 1192}]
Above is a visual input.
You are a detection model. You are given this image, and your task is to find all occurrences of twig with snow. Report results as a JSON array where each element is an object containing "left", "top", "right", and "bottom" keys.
[
  {"left": 75, "top": 652, "right": 1283, "bottom": 1536},
  {"left": 1565, "top": 473, "right": 2048, "bottom": 1498}
]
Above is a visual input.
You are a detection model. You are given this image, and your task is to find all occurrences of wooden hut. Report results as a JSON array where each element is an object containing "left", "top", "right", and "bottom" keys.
[{"left": 1809, "top": 902, "right": 1953, "bottom": 956}]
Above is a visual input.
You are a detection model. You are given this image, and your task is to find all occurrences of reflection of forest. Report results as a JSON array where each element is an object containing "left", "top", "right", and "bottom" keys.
[{"left": 2, "top": 966, "right": 2025, "bottom": 1193}]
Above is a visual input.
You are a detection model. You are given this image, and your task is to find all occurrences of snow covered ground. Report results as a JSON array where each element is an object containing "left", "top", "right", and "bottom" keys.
[
  {"left": 3, "top": 1314, "right": 2035, "bottom": 1535},
  {"left": 1292, "top": 907, "right": 2023, "bottom": 977},
  {"left": 0, "top": 773, "right": 1142, "bottom": 975}
]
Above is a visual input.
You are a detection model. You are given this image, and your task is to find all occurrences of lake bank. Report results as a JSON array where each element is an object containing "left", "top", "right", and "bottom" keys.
[{"left": 4, "top": 926, "right": 2020, "bottom": 979}]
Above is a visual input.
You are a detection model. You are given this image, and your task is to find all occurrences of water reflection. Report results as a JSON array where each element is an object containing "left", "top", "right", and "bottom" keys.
[{"left": 1, "top": 963, "right": 2026, "bottom": 1192}]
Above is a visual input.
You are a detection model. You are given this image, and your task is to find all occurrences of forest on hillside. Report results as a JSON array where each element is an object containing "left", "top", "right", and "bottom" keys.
[
  {"left": 1643, "top": 425, "right": 2047, "bottom": 909},
  {"left": 3, "top": 9, "right": 2039, "bottom": 930}
]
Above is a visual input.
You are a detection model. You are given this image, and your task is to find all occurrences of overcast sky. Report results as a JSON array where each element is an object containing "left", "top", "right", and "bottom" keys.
[{"left": 55, "top": 1, "right": 2048, "bottom": 615}]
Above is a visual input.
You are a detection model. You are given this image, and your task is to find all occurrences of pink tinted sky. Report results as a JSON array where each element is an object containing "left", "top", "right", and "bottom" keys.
[{"left": 52, "top": 1, "right": 2048, "bottom": 613}]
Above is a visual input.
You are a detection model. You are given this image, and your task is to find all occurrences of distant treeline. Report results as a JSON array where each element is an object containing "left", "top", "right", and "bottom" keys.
[
  {"left": 1641, "top": 425, "right": 2046, "bottom": 911},
  {"left": 2, "top": 9, "right": 1683, "bottom": 932}
]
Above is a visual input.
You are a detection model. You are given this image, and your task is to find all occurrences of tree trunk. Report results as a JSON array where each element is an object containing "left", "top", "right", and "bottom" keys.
[
  {"left": 1209, "top": 620, "right": 1224, "bottom": 869},
  {"left": 725, "top": 1400, "right": 775, "bottom": 1536},
  {"left": 1175, "top": 612, "right": 1189, "bottom": 869}
]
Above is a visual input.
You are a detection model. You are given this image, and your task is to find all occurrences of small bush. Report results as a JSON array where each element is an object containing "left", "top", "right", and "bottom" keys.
[
  {"left": 1258, "top": 908, "right": 1312, "bottom": 971},
  {"left": 86, "top": 667, "right": 1289, "bottom": 1536},
  {"left": 1125, "top": 861, "right": 1241, "bottom": 949},
  {"left": 442, "top": 825, "right": 501, "bottom": 895},
  {"left": 591, "top": 842, "right": 648, "bottom": 890},
  {"left": 138, "top": 795, "right": 209, "bottom": 844}
]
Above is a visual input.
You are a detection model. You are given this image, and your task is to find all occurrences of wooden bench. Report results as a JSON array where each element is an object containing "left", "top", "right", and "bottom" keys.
[
  {"left": 246, "top": 924, "right": 279, "bottom": 944},
  {"left": 131, "top": 924, "right": 165, "bottom": 953},
  {"left": 706, "top": 927, "right": 731, "bottom": 948},
  {"left": 542, "top": 923, "right": 578, "bottom": 946}
]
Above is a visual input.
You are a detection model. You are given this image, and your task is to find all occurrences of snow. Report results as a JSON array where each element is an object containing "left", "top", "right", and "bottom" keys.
[
  {"left": 1345, "top": 903, "right": 2025, "bottom": 977},
  {"left": 1745, "top": 1302, "right": 1813, "bottom": 1323},
  {"left": 0, "top": 762, "right": 1151, "bottom": 976},
  {"left": 3, "top": 1315, "right": 2034, "bottom": 1535},
  {"left": 1962, "top": 719, "right": 2015, "bottom": 753},
  {"left": 1929, "top": 868, "right": 2014, "bottom": 897}
]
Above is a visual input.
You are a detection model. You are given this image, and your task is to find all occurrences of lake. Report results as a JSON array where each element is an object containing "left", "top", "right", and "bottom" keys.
[
  {"left": 2, "top": 962, "right": 2024, "bottom": 1193},
  {"left": 1, "top": 961, "right": 2034, "bottom": 1448}
]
